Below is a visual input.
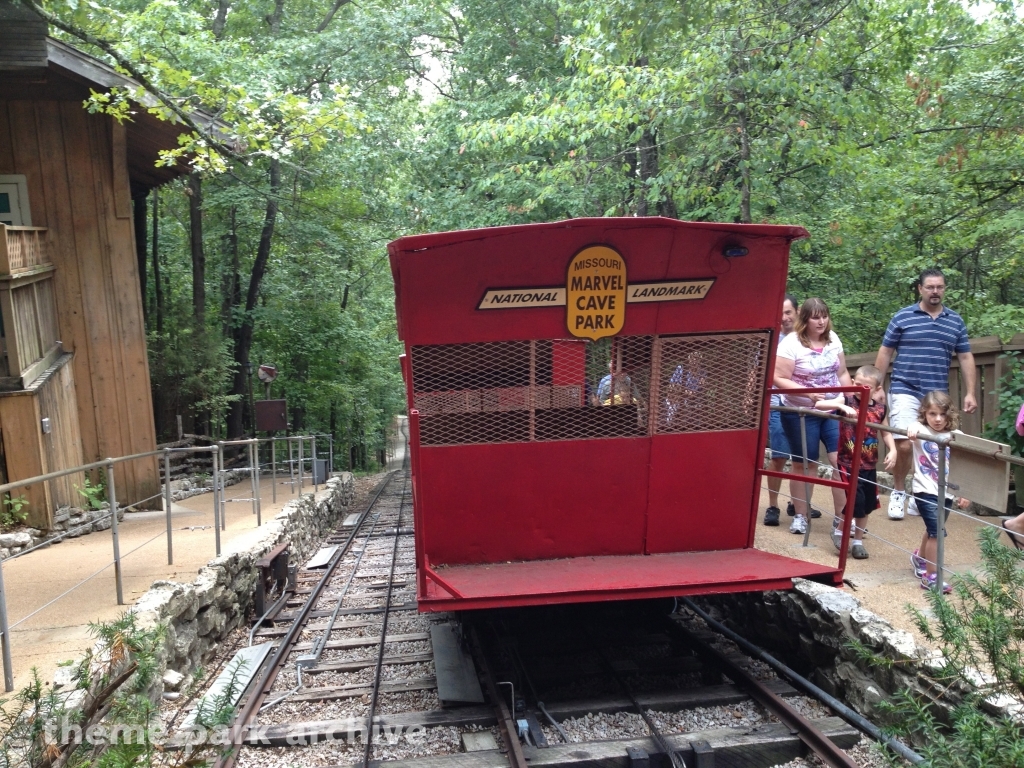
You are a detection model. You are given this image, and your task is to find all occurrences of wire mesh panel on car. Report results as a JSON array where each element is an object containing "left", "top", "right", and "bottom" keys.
[
  {"left": 654, "top": 332, "right": 770, "bottom": 434},
  {"left": 411, "top": 337, "right": 652, "bottom": 446}
]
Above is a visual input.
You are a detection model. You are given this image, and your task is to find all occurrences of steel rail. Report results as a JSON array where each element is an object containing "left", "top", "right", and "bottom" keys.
[
  {"left": 599, "top": 648, "right": 686, "bottom": 768},
  {"left": 670, "top": 617, "right": 859, "bottom": 768},
  {"left": 467, "top": 623, "right": 530, "bottom": 768},
  {"left": 360, "top": 468, "right": 410, "bottom": 767},
  {"left": 508, "top": 643, "right": 569, "bottom": 743},
  {"left": 215, "top": 469, "right": 400, "bottom": 768},
  {"left": 677, "top": 598, "right": 924, "bottom": 765},
  {"left": 299, "top": 481, "right": 394, "bottom": 669}
]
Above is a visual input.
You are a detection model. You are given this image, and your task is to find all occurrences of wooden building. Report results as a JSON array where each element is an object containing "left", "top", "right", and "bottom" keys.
[{"left": 0, "top": 2, "right": 191, "bottom": 527}]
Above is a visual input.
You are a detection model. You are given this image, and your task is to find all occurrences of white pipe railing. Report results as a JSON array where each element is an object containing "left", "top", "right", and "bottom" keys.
[{"left": 0, "top": 434, "right": 328, "bottom": 692}]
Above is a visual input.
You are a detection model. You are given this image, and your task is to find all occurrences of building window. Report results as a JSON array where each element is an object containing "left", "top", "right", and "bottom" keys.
[{"left": 0, "top": 176, "right": 31, "bottom": 226}]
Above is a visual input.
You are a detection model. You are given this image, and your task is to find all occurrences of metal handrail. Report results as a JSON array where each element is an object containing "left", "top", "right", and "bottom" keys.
[
  {"left": 0, "top": 449, "right": 162, "bottom": 496},
  {"left": 0, "top": 435, "right": 327, "bottom": 693},
  {"left": 768, "top": 398, "right": 1020, "bottom": 593},
  {"left": 773, "top": 403, "right": 1024, "bottom": 466}
]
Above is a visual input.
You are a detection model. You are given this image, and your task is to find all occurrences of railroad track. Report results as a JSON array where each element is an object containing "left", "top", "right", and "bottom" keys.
[{"left": 219, "top": 466, "right": 875, "bottom": 768}]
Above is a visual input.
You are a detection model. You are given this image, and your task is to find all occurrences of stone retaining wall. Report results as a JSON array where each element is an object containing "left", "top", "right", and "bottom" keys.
[
  {"left": 130, "top": 472, "right": 356, "bottom": 690},
  {"left": 696, "top": 580, "right": 974, "bottom": 724}
]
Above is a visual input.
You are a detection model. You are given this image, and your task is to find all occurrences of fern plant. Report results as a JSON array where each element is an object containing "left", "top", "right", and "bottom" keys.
[{"left": 878, "top": 527, "right": 1024, "bottom": 767}]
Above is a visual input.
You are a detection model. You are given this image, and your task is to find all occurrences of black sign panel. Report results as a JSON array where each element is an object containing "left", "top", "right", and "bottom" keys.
[{"left": 255, "top": 399, "right": 288, "bottom": 432}]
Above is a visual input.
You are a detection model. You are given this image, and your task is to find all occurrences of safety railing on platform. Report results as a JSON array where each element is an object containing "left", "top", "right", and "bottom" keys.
[
  {"left": 758, "top": 386, "right": 872, "bottom": 573},
  {"left": 763, "top": 394, "right": 1024, "bottom": 597},
  {"left": 0, "top": 433, "right": 335, "bottom": 692}
]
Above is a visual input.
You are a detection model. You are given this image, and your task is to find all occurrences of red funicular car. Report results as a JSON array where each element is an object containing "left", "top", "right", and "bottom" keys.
[{"left": 389, "top": 217, "right": 851, "bottom": 611}]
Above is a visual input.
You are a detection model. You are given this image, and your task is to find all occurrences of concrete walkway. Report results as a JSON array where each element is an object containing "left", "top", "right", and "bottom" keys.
[{"left": 2, "top": 472, "right": 329, "bottom": 692}]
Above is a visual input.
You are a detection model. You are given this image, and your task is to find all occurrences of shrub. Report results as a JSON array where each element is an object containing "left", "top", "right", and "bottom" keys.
[{"left": 880, "top": 527, "right": 1024, "bottom": 767}]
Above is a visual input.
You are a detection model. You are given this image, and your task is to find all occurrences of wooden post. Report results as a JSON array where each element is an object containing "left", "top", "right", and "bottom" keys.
[
  {"left": 0, "top": 224, "right": 10, "bottom": 274},
  {"left": 0, "top": 280, "right": 21, "bottom": 378},
  {"left": 989, "top": 353, "right": 1005, "bottom": 427}
]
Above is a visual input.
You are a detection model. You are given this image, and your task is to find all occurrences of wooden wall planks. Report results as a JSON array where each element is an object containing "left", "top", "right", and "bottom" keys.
[
  {"left": 0, "top": 99, "right": 158, "bottom": 511},
  {"left": 111, "top": 120, "right": 132, "bottom": 220},
  {"left": 8, "top": 100, "right": 46, "bottom": 228},
  {"left": 0, "top": 354, "right": 86, "bottom": 527},
  {"left": 0, "top": 103, "right": 15, "bottom": 172},
  {"left": 0, "top": 389, "right": 46, "bottom": 522},
  {"left": 37, "top": 354, "right": 85, "bottom": 510}
]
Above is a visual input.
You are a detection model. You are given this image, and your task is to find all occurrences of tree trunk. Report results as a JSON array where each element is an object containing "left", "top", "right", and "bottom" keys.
[
  {"left": 266, "top": 0, "right": 284, "bottom": 33},
  {"left": 624, "top": 125, "right": 638, "bottom": 214},
  {"left": 212, "top": 0, "right": 229, "bottom": 37},
  {"left": 133, "top": 194, "right": 147, "bottom": 325},
  {"left": 315, "top": 0, "right": 352, "bottom": 32},
  {"left": 227, "top": 160, "right": 281, "bottom": 438},
  {"left": 188, "top": 172, "right": 206, "bottom": 328},
  {"left": 738, "top": 103, "right": 751, "bottom": 224},
  {"left": 637, "top": 128, "right": 658, "bottom": 216},
  {"left": 329, "top": 402, "right": 337, "bottom": 465},
  {"left": 221, "top": 205, "right": 240, "bottom": 339}
]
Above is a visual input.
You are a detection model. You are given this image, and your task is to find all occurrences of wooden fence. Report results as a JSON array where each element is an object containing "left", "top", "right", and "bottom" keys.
[{"left": 845, "top": 334, "right": 1024, "bottom": 437}]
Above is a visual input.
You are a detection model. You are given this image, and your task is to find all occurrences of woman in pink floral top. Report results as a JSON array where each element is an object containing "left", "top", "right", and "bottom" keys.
[{"left": 773, "top": 298, "right": 853, "bottom": 534}]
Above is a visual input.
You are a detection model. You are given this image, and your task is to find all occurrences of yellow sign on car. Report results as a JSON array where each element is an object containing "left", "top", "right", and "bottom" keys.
[{"left": 566, "top": 245, "right": 627, "bottom": 340}]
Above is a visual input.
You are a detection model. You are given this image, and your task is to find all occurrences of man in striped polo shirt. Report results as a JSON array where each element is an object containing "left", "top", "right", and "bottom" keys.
[{"left": 874, "top": 268, "right": 976, "bottom": 519}]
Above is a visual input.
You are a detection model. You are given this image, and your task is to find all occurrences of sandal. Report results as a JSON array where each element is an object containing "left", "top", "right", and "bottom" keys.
[{"left": 1002, "top": 520, "right": 1024, "bottom": 551}]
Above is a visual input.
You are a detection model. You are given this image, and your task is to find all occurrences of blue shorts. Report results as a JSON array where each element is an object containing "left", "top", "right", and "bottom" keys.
[
  {"left": 780, "top": 412, "right": 839, "bottom": 463},
  {"left": 914, "top": 493, "right": 951, "bottom": 538},
  {"left": 768, "top": 410, "right": 792, "bottom": 460}
]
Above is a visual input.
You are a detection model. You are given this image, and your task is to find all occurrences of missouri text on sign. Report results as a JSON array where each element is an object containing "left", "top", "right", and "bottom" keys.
[{"left": 565, "top": 245, "right": 627, "bottom": 340}]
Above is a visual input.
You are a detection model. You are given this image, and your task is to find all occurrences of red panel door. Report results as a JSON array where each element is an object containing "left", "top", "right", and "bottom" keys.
[{"left": 644, "top": 431, "right": 761, "bottom": 553}]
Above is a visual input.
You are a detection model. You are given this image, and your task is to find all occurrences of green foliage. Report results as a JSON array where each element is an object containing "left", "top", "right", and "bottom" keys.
[
  {"left": 32, "top": 0, "right": 1024, "bottom": 460},
  {"left": 877, "top": 527, "right": 1024, "bottom": 766},
  {"left": 0, "top": 668, "right": 69, "bottom": 768},
  {"left": 412, "top": 0, "right": 1024, "bottom": 353},
  {"left": 76, "top": 475, "right": 107, "bottom": 511},
  {"left": 984, "top": 353, "right": 1024, "bottom": 456},
  {"left": 0, "top": 613, "right": 167, "bottom": 768},
  {"left": 193, "top": 657, "right": 249, "bottom": 729},
  {"left": 0, "top": 494, "right": 28, "bottom": 530},
  {"left": 882, "top": 691, "right": 1024, "bottom": 768}
]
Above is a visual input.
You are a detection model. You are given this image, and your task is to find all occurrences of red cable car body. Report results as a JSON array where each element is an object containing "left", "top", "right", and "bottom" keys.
[{"left": 388, "top": 217, "right": 852, "bottom": 612}]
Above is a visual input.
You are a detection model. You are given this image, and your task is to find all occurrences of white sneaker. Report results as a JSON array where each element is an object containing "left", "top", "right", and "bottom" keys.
[
  {"left": 906, "top": 496, "right": 919, "bottom": 516},
  {"left": 887, "top": 490, "right": 906, "bottom": 520},
  {"left": 790, "top": 515, "right": 807, "bottom": 534},
  {"left": 831, "top": 517, "right": 850, "bottom": 550}
]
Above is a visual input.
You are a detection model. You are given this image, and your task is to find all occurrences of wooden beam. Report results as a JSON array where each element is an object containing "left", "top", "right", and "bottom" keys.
[
  {"left": 0, "top": 223, "right": 10, "bottom": 273},
  {"left": 288, "top": 676, "right": 436, "bottom": 703},
  {"left": 16, "top": 340, "right": 60, "bottom": 388},
  {"left": 353, "top": 718, "right": 858, "bottom": 768},
  {"left": 288, "top": 631, "right": 429, "bottom": 653},
  {"left": 110, "top": 119, "right": 131, "bottom": 219},
  {"left": 0, "top": 387, "right": 49, "bottom": 525},
  {"left": 0, "top": 263, "right": 55, "bottom": 283},
  {"left": 0, "top": 270, "right": 22, "bottom": 376},
  {"left": 245, "top": 680, "right": 801, "bottom": 747},
  {"left": 246, "top": 717, "right": 858, "bottom": 767},
  {"left": 304, "top": 652, "right": 434, "bottom": 675}
]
